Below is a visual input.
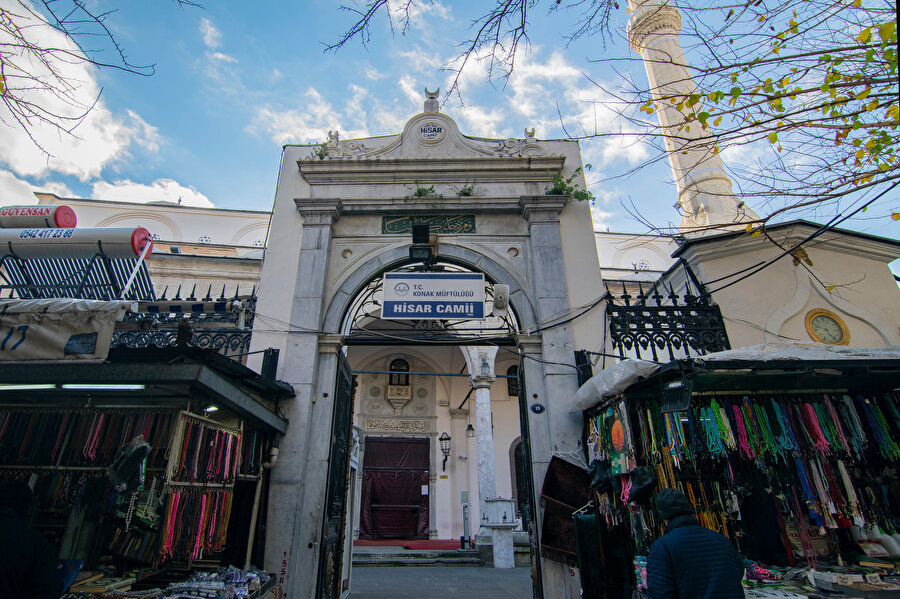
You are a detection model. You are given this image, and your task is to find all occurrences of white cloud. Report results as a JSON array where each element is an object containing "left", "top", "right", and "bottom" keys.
[
  {"left": 398, "top": 75, "right": 423, "bottom": 107},
  {"left": 399, "top": 1, "right": 451, "bottom": 22},
  {"left": 364, "top": 65, "right": 387, "bottom": 80},
  {"left": 396, "top": 47, "right": 446, "bottom": 73},
  {"left": 456, "top": 105, "right": 505, "bottom": 137},
  {"left": 91, "top": 179, "right": 213, "bottom": 208},
  {"left": 127, "top": 110, "right": 161, "bottom": 153},
  {"left": 209, "top": 52, "right": 238, "bottom": 64},
  {"left": 198, "top": 17, "right": 238, "bottom": 82},
  {"left": 0, "top": 6, "right": 161, "bottom": 182},
  {"left": 590, "top": 203, "right": 614, "bottom": 232},
  {"left": 271, "top": 67, "right": 283, "bottom": 81},
  {"left": 247, "top": 87, "right": 372, "bottom": 145},
  {"left": 200, "top": 18, "right": 221, "bottom": 49},
  {"left": 384, "top": 0, "right": 452, "bottom": 33},
  {"left": 0, "top": 169, "right": 74, "bottom": 205},
  {"left": 0, "top": 170, "right": 40, "bottom": 205}
]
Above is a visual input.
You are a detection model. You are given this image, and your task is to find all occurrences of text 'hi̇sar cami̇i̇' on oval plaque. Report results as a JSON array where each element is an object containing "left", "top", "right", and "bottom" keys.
[{"left": 417, "top": 120, "right": 446, "bottom": 144}]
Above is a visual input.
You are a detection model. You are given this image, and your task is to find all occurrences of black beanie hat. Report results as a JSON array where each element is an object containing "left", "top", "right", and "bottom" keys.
[{"left": 656, "top": 488, "right": 694, "bottom": 520}]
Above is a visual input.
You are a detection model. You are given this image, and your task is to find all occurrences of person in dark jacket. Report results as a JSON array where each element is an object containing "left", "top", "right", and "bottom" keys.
[
  {"left": 646, "top": 488, "right": 744, "bottom": 599},
  {"left": 0, "top": 480, "right": 65, "bottom": 599}
]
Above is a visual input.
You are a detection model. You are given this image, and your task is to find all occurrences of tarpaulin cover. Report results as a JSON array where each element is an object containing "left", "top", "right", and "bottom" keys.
[
  {"left": 0, "top": 299, "right": 131, "bottom": 361},
  {"left": 359, "top": 437, "right": 429, "bottom": 539},
  {"left": 569, "top": 359, "right": 660, "bottom": 414}
]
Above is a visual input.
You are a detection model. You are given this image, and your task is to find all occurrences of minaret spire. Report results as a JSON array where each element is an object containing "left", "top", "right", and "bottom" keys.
[{"left": 627, "top": 0, "right": 758, "bottom": 233}]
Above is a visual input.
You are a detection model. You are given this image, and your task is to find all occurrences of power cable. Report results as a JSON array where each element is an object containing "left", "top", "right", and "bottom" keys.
[{"left": 704, "top": 181, "right": 900, "bottom": 296}]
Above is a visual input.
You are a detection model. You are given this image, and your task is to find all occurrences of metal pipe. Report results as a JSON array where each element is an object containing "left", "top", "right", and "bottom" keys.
[{"left": 246, "top": 446, "right": 278, "bottom": 567}]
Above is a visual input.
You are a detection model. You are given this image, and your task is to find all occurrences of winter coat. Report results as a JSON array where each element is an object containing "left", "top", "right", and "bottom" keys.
[
  {"left": 0, "top": 505, "right": 64, "bottom": 599},
  {"left": 646, "top": 515, "right": 744, "bottom": 599}
]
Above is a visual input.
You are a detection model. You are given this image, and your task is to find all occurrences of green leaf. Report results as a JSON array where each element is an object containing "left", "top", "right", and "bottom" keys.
[{"left": 768, "top": 132, "right": 778, "bottom": 143}]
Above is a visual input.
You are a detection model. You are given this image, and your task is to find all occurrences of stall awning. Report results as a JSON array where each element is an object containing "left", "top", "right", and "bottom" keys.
[
  {"left": 571, "top": 342, "right": 900, "bottom": 413},
  {"left": 0, "top": 346, "right": 292, "bottom": 434}
]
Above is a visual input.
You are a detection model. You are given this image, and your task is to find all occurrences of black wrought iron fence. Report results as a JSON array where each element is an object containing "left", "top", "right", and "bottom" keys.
[
  {"left": 111, "top": 285, "right": 256, "bottom": 361},
  {"left": 606, "top": 281, "right": 729, "bottom": 362}
]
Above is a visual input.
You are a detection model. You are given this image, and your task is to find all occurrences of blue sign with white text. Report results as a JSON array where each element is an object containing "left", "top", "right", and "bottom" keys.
[{"left": 381, "top": 272, "right": 486, "bottom": 320}]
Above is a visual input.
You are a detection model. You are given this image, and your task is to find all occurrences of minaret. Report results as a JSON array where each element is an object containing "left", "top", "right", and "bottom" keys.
[{"left": 627, "top": 0, "right": 758, "bottom": 232}]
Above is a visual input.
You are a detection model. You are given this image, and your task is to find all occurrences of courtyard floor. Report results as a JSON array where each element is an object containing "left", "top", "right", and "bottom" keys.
[{"left": 348, "top": 565, "right": 534, "bottom": 599}]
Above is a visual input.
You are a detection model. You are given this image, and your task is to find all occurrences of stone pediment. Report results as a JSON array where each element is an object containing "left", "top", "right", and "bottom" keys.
[{"left": 316, "top": 112, "right": 547, "bottom": 161}]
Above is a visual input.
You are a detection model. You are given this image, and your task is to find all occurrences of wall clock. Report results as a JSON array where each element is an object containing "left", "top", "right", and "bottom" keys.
[{"left": 804, "top": 308, "right": 850, "bottom": 345}]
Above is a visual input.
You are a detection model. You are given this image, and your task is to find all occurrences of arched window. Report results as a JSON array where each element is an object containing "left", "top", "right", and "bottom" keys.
[
  {"left": 506, "top": 365, "right": 518, "bottom": 396},
  {"left": 389, "top": 359, "right": 409, "bottom": 386}
]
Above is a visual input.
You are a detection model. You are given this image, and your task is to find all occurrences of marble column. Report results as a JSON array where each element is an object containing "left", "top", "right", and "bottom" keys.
[
  {"left": 460, "top": 346, "right": 498, "bottom": 532},
  {"left": 460, "top": 346, "right": 513, "bottom": 567}
]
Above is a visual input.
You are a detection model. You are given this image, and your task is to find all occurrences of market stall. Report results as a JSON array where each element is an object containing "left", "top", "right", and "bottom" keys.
[
  {"left": 0, "top": 344, "right": 291, "bottom": 597},
  {"left": 570, "top": 343, "right": 900, "bottom": 598}
]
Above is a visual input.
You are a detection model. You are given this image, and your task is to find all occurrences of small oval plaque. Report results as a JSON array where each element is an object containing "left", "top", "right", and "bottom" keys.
[
  {"left": 530, "top": 403, "right": 546, "bottom": 414},
  {"left": 418, "top": 120, "right": 446, "bottom": 143}
]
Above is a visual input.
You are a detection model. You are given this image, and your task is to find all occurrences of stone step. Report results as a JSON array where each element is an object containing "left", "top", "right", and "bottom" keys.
[{"left": 352, "top": 549, "right": 482, "bottom": 567}]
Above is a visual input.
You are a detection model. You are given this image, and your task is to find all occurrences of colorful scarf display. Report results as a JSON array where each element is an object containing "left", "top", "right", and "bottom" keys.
[{"left": 585, "top": 392, "right": 900, "bottom": 566}]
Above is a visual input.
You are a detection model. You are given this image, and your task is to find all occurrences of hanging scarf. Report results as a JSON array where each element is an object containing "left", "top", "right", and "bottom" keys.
[
  {"left": 710, "top": 398, "right": 736, "bottom": 450},
  {"left": 753, "top": 400, "right": 778, "bottom": 459},
  {"left": 801, "top": 403, "right": 831, "bottom": 455},
  {"left": 878, "top": 394, "right": 900, "bottom": 434},
  {"left": 792, "top": 488, "right": 818, "bottom": 568},
  {"left": 823, "top": 395, "right": 853, "bottom": 457},
  {"left": 842, "top": 395, "right": 868, "bottom": 455},
  {"left": 732, "top": 403, "right": 756, "bottom": 460},
  {"left": 770, "top": 399, "right": 796, "bottom": 454},
  {"left": 836, "top": 460, "right": 864, "bottom": 525},
  {"left": 702, "top": 406, "right": 727, "bottom": 457},
  {"left": 808, "top": 459, "right": 837, "bottom": 528},
  {"left": 866, "top": 397, "right": 900, "bottom": 460}
]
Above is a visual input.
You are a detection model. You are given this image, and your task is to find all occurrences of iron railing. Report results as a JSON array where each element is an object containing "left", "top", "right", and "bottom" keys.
[
  {"left": 111, "top": 285, "right": 256, "bottom": 361},
  {"left": 606, "top": 281, "right": 729, "bottom": 362}
]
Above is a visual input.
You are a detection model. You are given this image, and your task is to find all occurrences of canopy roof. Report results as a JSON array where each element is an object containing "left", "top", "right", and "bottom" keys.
[
  {"left": 571, "top": 342, "right": 900, "bottom": 413},
  {"left": 0, "top": 346, "right": 292, "bottom": 433}
]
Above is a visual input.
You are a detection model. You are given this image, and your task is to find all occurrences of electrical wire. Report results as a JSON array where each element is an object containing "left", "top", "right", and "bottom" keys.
[
  {"left": 704, "top": 181, "right": 900, "bottom": 296},
  {"left": 525, "top": 291, "right": 610, "bottom": 335}
]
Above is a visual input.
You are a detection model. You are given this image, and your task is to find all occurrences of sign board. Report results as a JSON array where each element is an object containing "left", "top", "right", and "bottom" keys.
[{"left": 381, "top": 272, "right": 485, "bottom": 320}]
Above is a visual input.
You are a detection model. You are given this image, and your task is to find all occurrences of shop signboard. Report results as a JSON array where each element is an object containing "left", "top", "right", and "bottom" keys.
[{"left": 381, "top": 272, "right": 485, "bottom": 319}]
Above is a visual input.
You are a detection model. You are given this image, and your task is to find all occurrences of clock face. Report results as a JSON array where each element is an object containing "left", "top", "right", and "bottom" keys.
[{"left": 811, "top": 314, "right": 844, "bottom": 344}]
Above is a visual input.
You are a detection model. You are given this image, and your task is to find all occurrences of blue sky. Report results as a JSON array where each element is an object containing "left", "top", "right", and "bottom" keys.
[{"left": 0, "top": 0, "right": 897, "bottom": 258}]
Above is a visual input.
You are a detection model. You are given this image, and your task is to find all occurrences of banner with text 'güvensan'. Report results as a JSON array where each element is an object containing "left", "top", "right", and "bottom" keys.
[{"left": 381, "top": 272, "right": 485, "bottom": 319}]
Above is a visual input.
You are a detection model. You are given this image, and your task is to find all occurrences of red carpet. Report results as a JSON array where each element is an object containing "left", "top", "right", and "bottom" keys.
[{"left": 354, "top": 539, "right": 466, "bottom": 550}]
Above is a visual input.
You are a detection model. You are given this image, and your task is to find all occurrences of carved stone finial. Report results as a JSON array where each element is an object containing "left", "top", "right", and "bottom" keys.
[
  {"left": 424, "top": 87, "right": 440, "bottom": 113},
  {"left": 524, "top": 128, "right": 536, "bottom": 142}
]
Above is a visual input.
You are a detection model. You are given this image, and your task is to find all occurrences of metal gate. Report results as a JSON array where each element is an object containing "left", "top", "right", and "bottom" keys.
[
  {"left": 517, "top": 356, "right": 544, "bottom": 599},
  {"left": 315, "top": 350, "right": 355, "bottom": 599}
]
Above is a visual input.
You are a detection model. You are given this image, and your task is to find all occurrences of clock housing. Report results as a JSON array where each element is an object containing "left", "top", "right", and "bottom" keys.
[{"left": 804, "top": 308, "right": 850, "bottom": 345}]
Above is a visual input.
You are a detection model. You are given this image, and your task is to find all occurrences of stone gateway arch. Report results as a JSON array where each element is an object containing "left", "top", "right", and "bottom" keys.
[{"left": 248, "top": 94, "right": 605, "bottom": 599}]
